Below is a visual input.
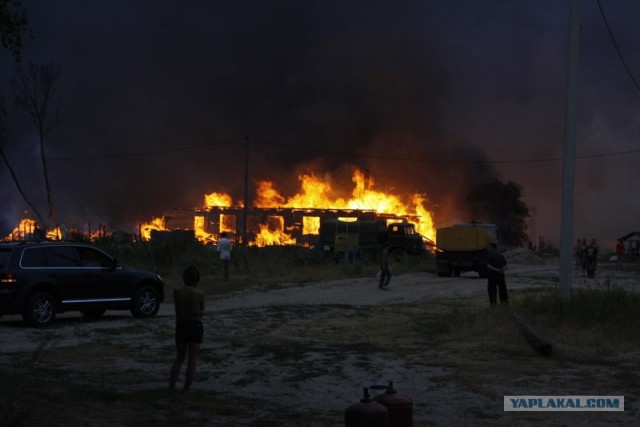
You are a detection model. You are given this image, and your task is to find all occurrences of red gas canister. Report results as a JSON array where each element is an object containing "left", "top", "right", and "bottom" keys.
[
  {"left": 345, "top": 387, "right": 390, "bottom": 427},
  {"left": 373, "top": 381, "right": 413, "bottom": 427}
]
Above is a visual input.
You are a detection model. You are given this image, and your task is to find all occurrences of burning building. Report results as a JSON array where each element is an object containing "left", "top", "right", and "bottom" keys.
[
  {"left": 141, "top": 168, "right": 436, "bottom": 247},
  {"left": 4, "top": 168, "right": 436, "bottom": 248}
]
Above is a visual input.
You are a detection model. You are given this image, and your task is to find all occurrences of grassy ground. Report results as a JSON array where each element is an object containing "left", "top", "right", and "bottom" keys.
[
  {"left": 1, "top": 247, "right": 639, "bottom": 426},
  {"left": 2, "top": 288, "right": 639, "bottom": 426},
  {"left": 97, "top": 240, "right": 436, "bottom": 296}
]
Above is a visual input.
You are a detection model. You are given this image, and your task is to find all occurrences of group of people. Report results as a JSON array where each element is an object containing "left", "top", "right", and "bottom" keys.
[
  {"left": 377, "top": 241, "right": 510, "bottom": 307},
  {"left": 171, "top": 236, "right": 513, "bottom": 390},
  {"left": 171, "top": 229, "right": 631, "bottom": 389},
  {"left": 574, "top": 238, "right": 599, "bottom": 278},
  {"left": 172, "top": 234, "right": 514, "bottom": 390}
]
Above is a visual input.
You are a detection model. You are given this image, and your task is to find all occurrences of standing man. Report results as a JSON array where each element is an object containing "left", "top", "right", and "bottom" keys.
[
  {"left": 616, "top": 239, "right": 625, "bottom": 269},
  {"left": 217, "top": 232, "right": 232, "bottom": 281},
  {"left": 378, "top": 242, "right": 392, "bottom": 289},
  {"left": 486, "top": 243, "right": 508, "bottom": 305},
  {"left": 584, "top": 238, "right": 599, "bottom": 278},
  {"left": 579, "top": 238, "right": 588, "bottom": 276},
  {"left": 170, "top": 265, "right": 205, "bottom": 391}
]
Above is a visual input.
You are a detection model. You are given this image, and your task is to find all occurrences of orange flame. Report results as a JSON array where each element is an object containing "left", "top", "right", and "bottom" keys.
[
  {"left": 302, "top": 216, "right": 320, "bottom": 235},
  {"left": 205, "top": 192, "right": 233, "bottom": 208},
  {"left": 4, "top": 218, "right": 65, "bottom": 241},
  {"left": 5, "top": 218, "right": 37, "bottom": 240},
  {"left": 46, "top": 227, "right": 62, "bottom": 240},
  {"left": 194, "top": 216, "right": 214, "bottom": 243},
  {"left": 253, "top": 169, "right": 436, "bottom": 242},
  {"left": 254, "top": 181, "right": 286, "bottom": 207},
  {"left": 253, "top": 217, "right": 296, "bottom": 246},
  {"left": 140, "top": 217, "right": 166, "bottom": 240}
]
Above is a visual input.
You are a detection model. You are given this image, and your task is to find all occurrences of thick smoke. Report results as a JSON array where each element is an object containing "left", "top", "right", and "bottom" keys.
[{"left": 1, "top": 1, "right": 639, "bottom": 245}]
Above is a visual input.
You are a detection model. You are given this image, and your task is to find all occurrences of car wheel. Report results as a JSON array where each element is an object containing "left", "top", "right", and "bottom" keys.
[
  {"left": 131, "top": 286, "right": 160, "bottom": 318},
  {"left": 24, "top": 292, "right": 56, "bottom": 327},
  {"left": 82, "top": 308, "right": 106, "bottom": 320}
]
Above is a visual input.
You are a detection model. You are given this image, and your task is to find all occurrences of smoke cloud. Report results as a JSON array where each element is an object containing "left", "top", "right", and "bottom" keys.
[{"left": 1, "top": 0, "right": 639, "bottom": 246}]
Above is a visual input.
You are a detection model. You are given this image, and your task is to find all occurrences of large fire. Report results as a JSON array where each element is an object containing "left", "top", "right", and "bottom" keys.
[
  {"left": 141, "top": 168, "right": 435, "bottom": 246},
  {"left": 3, "top": 217, "right": 111, "bottom": 242},
  {"left": 140, "top": 217, "right": 166, "bottom": 241},
  {"left": 6, "top": 218, "right": 38, "bottom": 241},
  {"left": 4, "top": 169, "right": 435, "bottom": 247}
]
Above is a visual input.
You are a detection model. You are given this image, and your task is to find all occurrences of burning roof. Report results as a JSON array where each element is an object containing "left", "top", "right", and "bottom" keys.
[{"left": 142, "top": 168, "right": 435, "bottom": 246}]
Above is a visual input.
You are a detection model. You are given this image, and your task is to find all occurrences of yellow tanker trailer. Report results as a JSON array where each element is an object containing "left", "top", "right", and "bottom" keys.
[{"left": 435, "top": 223, "right": 497, "bottom": 277}]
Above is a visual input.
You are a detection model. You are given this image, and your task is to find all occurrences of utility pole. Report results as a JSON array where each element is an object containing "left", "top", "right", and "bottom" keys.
[
  {"left": 559, "top": 0, "right": 581, "bottom": 300},
  {"left": 242, "top": 136, "right": 250, "bottom": 245}
]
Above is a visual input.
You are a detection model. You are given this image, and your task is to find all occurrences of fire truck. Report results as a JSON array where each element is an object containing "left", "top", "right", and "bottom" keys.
[{"left": 319, "top": 219, "right": 428, "bottom": 256}]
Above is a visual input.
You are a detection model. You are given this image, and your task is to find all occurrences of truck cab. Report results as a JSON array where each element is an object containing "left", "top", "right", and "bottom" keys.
[
  {"left": 319, "top": 220, "right": 428, "bottom": 256},
  {"left": 386, "top": 222, "right": 425, "bottom": 254}
]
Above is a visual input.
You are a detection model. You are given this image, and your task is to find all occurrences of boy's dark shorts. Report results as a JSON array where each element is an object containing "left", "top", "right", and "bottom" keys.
[{"left": 175, "top": 320, "right": 204, "bottom": 344}]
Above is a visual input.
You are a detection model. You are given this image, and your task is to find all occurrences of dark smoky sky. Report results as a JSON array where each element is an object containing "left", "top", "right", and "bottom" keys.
[{"left": 1, "top": 0, "right": 639, "bottom": 246}]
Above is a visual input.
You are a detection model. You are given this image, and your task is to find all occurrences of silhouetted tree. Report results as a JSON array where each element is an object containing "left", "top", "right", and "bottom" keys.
[
  {"left": 0, "top": 116, "right": 45, "bottom": 225},
  {"left": 1, "top": 0, "right": 29, "bottom": 113},
  {"left": 467, "top": 179, "right": 529, "bottom": 248},
  {"left": 13, "top": 62, "right": 60, "bottom": 228},
  {"left": 1, "top": 1, "right": 42, "bottom": 229},
  {"left": 0, "top": 0, "right": 28, "bottom": 61}
]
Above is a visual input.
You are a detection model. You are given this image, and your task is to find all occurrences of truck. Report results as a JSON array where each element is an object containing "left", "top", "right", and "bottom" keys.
[
  {"left": 319, "top": 219, "right": 428, "bottom": 256},
  {"left": 435, "top": 223, "right": 497, "bottom": 277}
]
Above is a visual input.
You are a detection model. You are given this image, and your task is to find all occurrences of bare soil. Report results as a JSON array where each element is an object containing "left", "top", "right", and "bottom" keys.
[{"left": 1, "top": 257, "right": 639, "bottom": 426}]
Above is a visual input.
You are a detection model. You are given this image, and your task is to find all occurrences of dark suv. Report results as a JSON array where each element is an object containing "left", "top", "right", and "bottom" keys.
[{"left": 0, "top": 241, "right": 165, "bottom": 326}]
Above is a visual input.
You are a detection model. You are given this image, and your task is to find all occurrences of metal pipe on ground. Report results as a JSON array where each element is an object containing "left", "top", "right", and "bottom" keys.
[{"left": 509, "top": 312, "right": 553, "bottom": 356}]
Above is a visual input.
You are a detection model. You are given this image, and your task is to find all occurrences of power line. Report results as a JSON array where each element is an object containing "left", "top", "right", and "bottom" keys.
[
  {"left": 251, "top": 136, "right": 640, "bottom": 164},
  {"left": 597, "top": 0, "right": 640, "bottom": 93},
  {"left": 8, "top": 135, "right": 640, "bottom": 164},
  {"left": 46, "top": 137, "right": 243, "bottom": 161}
]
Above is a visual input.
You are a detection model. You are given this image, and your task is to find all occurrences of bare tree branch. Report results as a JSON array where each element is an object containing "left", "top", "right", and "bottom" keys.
[
  {"left": 12, "top": 62, "right": 60, "bottom": 227},
  {"left": 0, "top": 117, "right": 45, "bottom": 226}
]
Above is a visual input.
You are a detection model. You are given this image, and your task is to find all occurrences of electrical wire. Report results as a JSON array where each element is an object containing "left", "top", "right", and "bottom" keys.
[
  {"left": 10, "top": 136, "right": 640, "bottom": 165},
  {"left": 597, "top": 0, "right": 640, "bottom": 93},
  {"left": 6, "top": 2, "right": 640, "bottom": 167},
  {"left": 250, "top": 136, "right": 640, "bottom": 164},
  {"left": 44, "top": 137, "right": 244, "bottom": 161}
]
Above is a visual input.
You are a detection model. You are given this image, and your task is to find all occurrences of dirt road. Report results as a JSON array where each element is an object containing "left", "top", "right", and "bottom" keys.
[
  {"left": 200, "top": 263, "right": 562, "bottom": 311},
  {"left": 1, "top": 260, "right": 638, "bottom": 426}
]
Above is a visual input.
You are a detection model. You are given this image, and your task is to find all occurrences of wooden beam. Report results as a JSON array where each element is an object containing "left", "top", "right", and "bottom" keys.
[{"left": 509, "top": 313, "right": 553, "bottom": 356}]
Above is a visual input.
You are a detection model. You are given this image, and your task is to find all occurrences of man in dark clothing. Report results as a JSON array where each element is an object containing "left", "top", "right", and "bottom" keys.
[
  {"left": 486, "top": 243, "right": 508, "bottom": 305},
  {"left": 378, "top": 242, "right": 392, "bottom": 289},
  {"left": 584, "top": 238, "right": 599, "bottom": 278},
  {"left": 170, "top": 265, "right": 205, "bottom": 391},
  {"left": 616, "top": 239, "right": 625, "bottom": 269}
]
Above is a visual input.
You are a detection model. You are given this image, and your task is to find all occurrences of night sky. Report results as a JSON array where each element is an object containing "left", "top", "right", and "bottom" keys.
[{"left": 1, "top": 0, "right": 639, "bottom": 247}]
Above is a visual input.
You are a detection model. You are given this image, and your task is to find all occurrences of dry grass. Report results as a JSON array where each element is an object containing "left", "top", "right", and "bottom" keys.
[{"left": 2, "top": 261, "right": 640, "bottom": 426}]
